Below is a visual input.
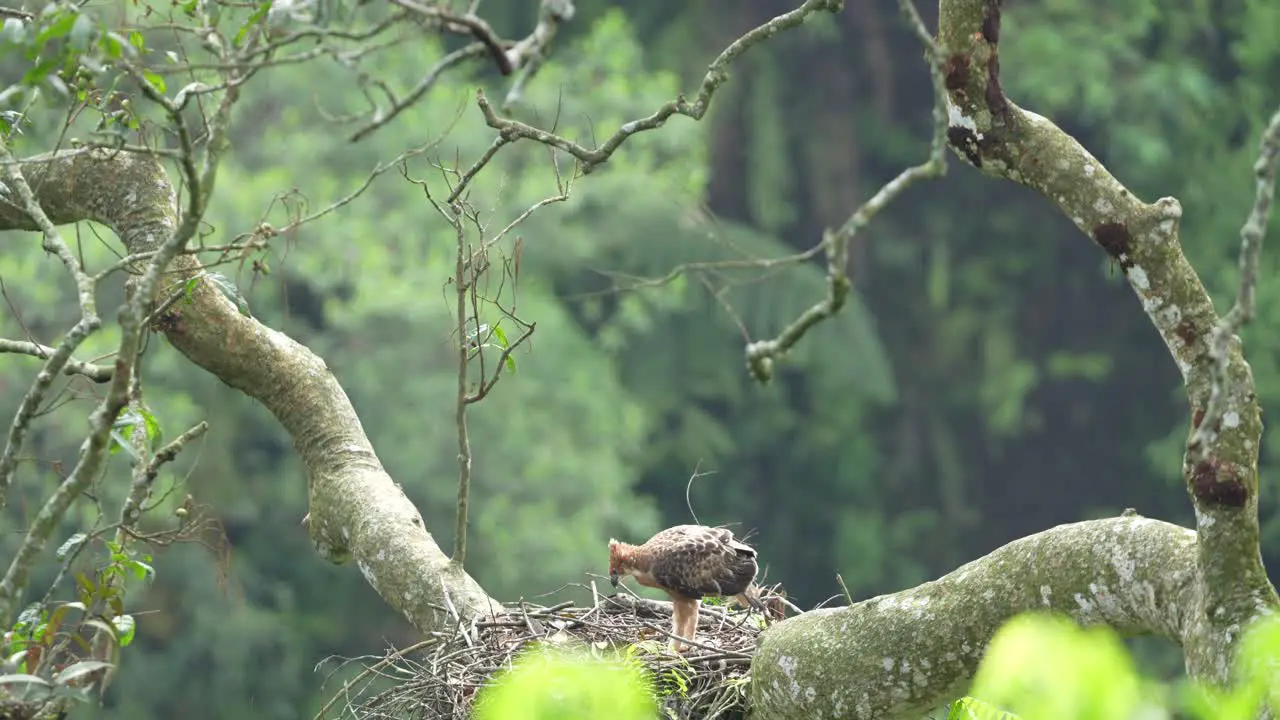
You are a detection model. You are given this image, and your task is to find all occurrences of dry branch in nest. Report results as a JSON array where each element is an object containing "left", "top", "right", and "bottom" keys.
[{"left": 318, "top": 583, "right": 795, "bottom": 720}]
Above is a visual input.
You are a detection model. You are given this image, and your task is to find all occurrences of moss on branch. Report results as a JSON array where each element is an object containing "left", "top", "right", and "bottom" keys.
[
  {"left": 0, "top": 149, "right": 498, "bottom": 632},
  {"left": 750, "top": 517, "right": 1198, "bottom": 719}
]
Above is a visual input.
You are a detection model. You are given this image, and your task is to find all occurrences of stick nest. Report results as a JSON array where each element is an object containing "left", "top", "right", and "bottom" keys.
[{"left": 322, "top": 584, "right": 793, "bottom": 720}]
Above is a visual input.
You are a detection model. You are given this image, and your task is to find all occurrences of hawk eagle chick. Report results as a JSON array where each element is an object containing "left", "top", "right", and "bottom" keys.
[{"left": 609, "top": 524, "right": 766, "bottom": 652}]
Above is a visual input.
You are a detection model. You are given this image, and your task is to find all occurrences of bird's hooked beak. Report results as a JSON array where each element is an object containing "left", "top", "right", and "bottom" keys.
[{"left": 609, "top": 571, "right": 620, "bottom": 588}]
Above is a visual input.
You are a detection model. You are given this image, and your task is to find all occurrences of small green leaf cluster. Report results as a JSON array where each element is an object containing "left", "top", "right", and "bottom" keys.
[
  {"left": 472, "top": 644, "right": 658, "bottom": 720},
  {"left": 108, "top": 404, "right": 163, "bottom": 465},
  {"left": 0, "top": 3, "right": 155, "bottom": 139},
  {"left": 952, "top": 612, "right": 1280, "bottom": 720},
  {"left": 1, "top": 539, "right": 153, "bottom": 710}
]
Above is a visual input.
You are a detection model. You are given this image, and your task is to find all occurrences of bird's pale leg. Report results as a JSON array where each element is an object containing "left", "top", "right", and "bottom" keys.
[
  {"left": 687, "top": 599, "right": 702, "bottom": 647},
  {"left": 669, "top": 598, "right": 688, "bottom": 653},
  {"left": 675, "top": 599, "right": 686, "bottom": 650}
]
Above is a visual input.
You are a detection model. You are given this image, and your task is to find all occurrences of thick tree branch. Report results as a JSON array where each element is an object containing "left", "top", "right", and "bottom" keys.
[
  {"left": 751, "top": 517, "right": 1198, "bottom": 719},
  {"left": 750, "top": 1, "right": 1280, "bottom": 716},
  {"left": 0, "top": 147, "right": 185, "bottom": 623},
  {"left": 0, "top": 149, "right": 499, "bottom": 632},
  {"left": 932, "top": 0, "right": 1279, "bottom": 681}
]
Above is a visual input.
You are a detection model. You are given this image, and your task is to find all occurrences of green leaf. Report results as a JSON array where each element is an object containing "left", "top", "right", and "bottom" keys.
[
  {"left": 206, "top": 272, "right": 253, "bottom": 317},
  {"left": 142, "top": 69, "right": 165, "bottom": 94},
  {"left": 0, "top": 674, "right": 54, "bottom": 700},
  {"left": 68, "top": 12, "right": 95, "bottom": 51},
  {"left": 80, "top": 618, "right": 117, "bottom": 642},
  {"left": 126, "top": 558, "right": 155, "bottom": 582},
  {"left": 184, "top": 275, "right": 201, "bottom": 303},
  {"left": 948, "top": 696, "right": 1023, "bottom": 720},
  {"left": 5, "top": 649, "right": 30, "bottom": 669},
  {"left": 48, "top": 602, "right": 82, "bottom": 630},
  {"left": 473, "top": 646, "right": 656, "bottom": 720},
  {"left": 35, "top": 11, "right": 78, "bottom": 45},
  {"left": 53, "top": 660, "right": 113, "bottom": 687},
  {"left": 55, "top": 532, "right": 88, "bottom": 561},
  {"left": 1235, "top": 614, "right": 1280, "bottom": 713},
  {"left": 100, "top": 30, "right": 125, "bottom": 59},
  {"left": 491, "top": 325, "right": 518, "bottom": 373},
  {"left": 112, "top": 615, "right": 137, "bottom": 647},
  {"left": 235, "top": 2, "right": 271, "bottom": 47},
  {"left": 74, "top": 572, "right": 96, "bottom": 604},
  {"left": 137, "top": 404, "right": 163, "bottom": 448},
  {"left": 2, "top": 17, "right": 30, "bottom": 45},
  {"left": 970, "top": 613, "right": 1144, "bottom": 720},
  {"left": 52, "top": 681, "right": 95, "bottom": 704},
  {"left": 21, "top": 57, "right": 61, "bottom": 86},
  {"left": 108, "top": 430, "right": 140, "bottom": 462},
  {"left": 128, "top": 30, "right": 145, "bottom": 51}
]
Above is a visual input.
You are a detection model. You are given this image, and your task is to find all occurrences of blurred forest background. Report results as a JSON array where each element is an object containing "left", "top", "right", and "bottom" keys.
[{"left": 3, "top": 0, "right": 1280, "bottom": 717}]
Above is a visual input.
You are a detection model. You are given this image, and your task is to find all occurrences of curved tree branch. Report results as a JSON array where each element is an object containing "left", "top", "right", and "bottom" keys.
[
  {"left": 751, "top": 0, "right": 1280, "bottom": 716},
  {"left": 752, "top": 517, "right": 1198, "bottom": 718},
  {"left": 932, "top": 0, "right": 1278, "bottom": 678},
  {"left": 0, "top": 149, "right": 499, "bottom": 632}
]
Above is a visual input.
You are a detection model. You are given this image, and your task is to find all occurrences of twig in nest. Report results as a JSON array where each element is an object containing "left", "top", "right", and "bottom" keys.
[{"left": 322, "top": 582, "right": 795, "bottom": 719}]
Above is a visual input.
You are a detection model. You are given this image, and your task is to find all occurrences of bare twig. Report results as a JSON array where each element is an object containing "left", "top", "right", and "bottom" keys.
[
  {"left": 744, "top": 0, "right": 949, "bottom": 382},
  {"left": 684, "top": 460, "right": 716, "bottom": 526},
  {"left": 637, "top": 619, "right": 753, "bottom": 659},
  {"left": 352, "top": 0, "right": 575, "bottom": 142},
  {"left": 0, "top": 338, "right": 114, "bottom": 383},
  {"left": 1188, "top": 106, "right": 1280, "bottom": 460},
  {"left": 388, "top": 0, "right": 513, "bottom": 74},
  {"left": 475, "top": 0, "right": 839, "bottom": 174},
  {"left": 116, "top": 421, "right": 210, "bottom": 533},
  {"left": 499, "top": 0, "right": 576, "bottom": 109},
  {"left": 459, "top": 0, "right": 936, "bottom": 382},
  {"left": 0, "top": 140, "right": 102, "bottom": 507},
  {"left": 452, "top": 219, "right": 475, "bottom": 569},
  {"left": 311, "top": 638, "right": 440, "bottom": 720},
  {"left": 328, "top": 587, "right": 779, "bottom": 718},
  {"left": 835, "top": 573, "right": 854, "bottom": 606},
  {"left": 349, "top": 43, "right": 489, "bottom": 143},
  {"left": 431, "top": 147, "right": 570, "bottom": 567},
  {"left": 0, "top": 11, "right": 245, "bottom": 623}
]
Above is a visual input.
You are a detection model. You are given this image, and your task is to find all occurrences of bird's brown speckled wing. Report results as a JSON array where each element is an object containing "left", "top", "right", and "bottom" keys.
[{"left": 647, "top": 525, "right": 759, "bottom": 600}]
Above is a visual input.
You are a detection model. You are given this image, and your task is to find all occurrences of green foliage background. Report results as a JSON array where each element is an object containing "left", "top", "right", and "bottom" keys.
[{"left": 1, "top": 0, "right": 1278, "bottom": 716}]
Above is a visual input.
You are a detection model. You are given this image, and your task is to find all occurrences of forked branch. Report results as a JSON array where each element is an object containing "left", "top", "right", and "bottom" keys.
[
  {"left": 1188, "top": 107, "right": 1280, "bottom": 462},
  {"left": 474, "top": 0, "right": 842, "bottom": 174}
]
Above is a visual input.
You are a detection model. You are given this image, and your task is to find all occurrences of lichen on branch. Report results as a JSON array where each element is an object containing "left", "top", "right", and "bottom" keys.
[
  {"left": 751, "top": 517, "right": 1198, "bottom": 719},
  {"left": 934, "top": 0, "right": 1278, "bottom": 668},
  {"left": 0, "top": 148, "right": 499, "bottom": 632},
  {"left": 748, "top": 0, "right": 1280, "bottom": 715}
]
